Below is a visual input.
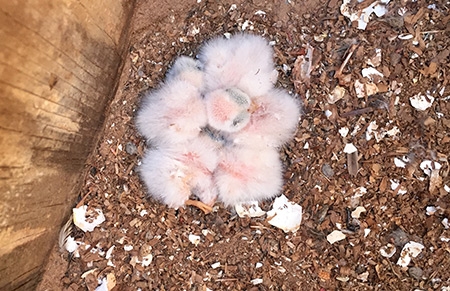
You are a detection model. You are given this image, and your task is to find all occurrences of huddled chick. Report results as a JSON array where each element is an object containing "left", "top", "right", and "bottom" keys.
[
  {"left": 139, "top": 135, "right": 219, "bottom": 208},
  {"left": 199, "top": 33, "right": 278, "bottom": 96},
  {"left": 136, "top": 33, "right": 301, "bottom": 210}
]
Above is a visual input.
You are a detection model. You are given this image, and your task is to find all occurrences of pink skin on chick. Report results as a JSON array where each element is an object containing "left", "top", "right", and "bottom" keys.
[
  {"left": 230, "top": 88, "right": 301, "bottom": 148},
  {"left": 135, "top": 79, "right": 207, "bottom": 146},
  {"left": 182, "top": 135, "right": 221, "bottom": 206},
  {"left": 199, "top": 33, "right": 278, "bottom": 96},
  {"left": 139, "top": 135, "right": 219, "bottom": 209},
  {"left": 205, "top": 87, "right": 251, "bottom": 133},
  {"left": 166, "top": 56, "right": 204, "bottom": 88},
  {"left": 213, "top": 146, "right": 283, "bottom": 207}
]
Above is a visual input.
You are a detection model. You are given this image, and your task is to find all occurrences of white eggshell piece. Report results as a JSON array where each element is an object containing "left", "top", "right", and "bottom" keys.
[
  {"left": 354, "top": 79, "right": 365, "bottom": 98},
  {"left": 380, "top": 243, "right": 396, "bottom": 258},
  {"left": 426, "top": 206, "right": 437, "bottom": 216},
  {"left": 362, "top": 67, "right": 384, "bottom": 80},
  {"left": 327, "top": 86, "right": 346, "bottom": 104},
  {"left": 398, "top": 34, "right": 413, "bottom": 40},
  {"left": 73, "top": 205, "right": 105, "bottom": 232},
  {"left": 351, "top": 206, "right": 367, "bottom": 219},
  {"left": 251, "top": 278, "right": 263, "bottom": 285},
  {"left": 410, "top": 93, "right": 435, "bottom": 111},
  {"left": 442, "top": 218, "right": 449, "bottom": 229},
  {"left": 189, "top": 234, "right": 201, "bottom": 246},
  {"left": 65, "top": 236, "right": 79, "bottom": 253},
  {"left": 141, "top": 254, "right": 153, "bottom": 267},
  {"left": 397, "top": 241, "right": 424, "bottom": 267},
  {"left": 420, "top": 160, "right": 441, "bottom": 176},
  {"left": 343, "top": 143, "right": 357, "bottom": 154},
  {"left": 266, "top": 195, "right": 303, "bottom": 233},
  {"left": 105, "top": 246, "right": 115, "bottom": 259},
  {"left": 95, "top": 277, "right": 108, "bottom": 291},
  {"left": 211, "top": 262, "right": 221, "bottom": 269},
  {"left": 235, "top": 201, "right": 266, "bottom": 218},
  {"left": 339, "top": 127, "right": 349, "bottom": 138},
  {"left": 394, "top": 157, "right": 407, "bottom": 168},
  {"left": 327, "top": 230, "right": 346, "bottom": 244}
]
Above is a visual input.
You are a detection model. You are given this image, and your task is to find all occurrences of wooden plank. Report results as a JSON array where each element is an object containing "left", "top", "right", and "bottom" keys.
[{"left": 0, "top": 0, "right": 136, "bottom": 289}]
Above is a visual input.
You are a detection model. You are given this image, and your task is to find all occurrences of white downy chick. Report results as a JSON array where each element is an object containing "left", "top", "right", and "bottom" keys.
[
  {"left": 214, "top": 146, "right": 283, "bottom": 207},
  {"left": 135, "top": 79, "right": 207, "bottom": 146},
  {"left": 204, "top": 87, "right": 251, "bottom": 133},
  {"left": 231, "top": 88, "right": 301, "bottom": 148},
  {"left": 166, "top": 56, "right": 204, "bottom": 88},
  {"left": 139, "top": 135, "right": 220, "bottom": 208},
  {"left": 199, "top": 33, "right": 278, "bottom": 97}
]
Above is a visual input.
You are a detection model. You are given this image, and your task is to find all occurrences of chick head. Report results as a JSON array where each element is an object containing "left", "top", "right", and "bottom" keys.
[
  {"left": 205, "top": 87, "right": 251, "bottom": 133},
  {"left": 166, "top": 56, "right": 204, "bottom": 88}
]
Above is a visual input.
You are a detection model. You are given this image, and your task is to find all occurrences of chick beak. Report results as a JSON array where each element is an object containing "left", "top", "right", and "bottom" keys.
[{"left": 248, "top": 100, "right": 259, "bottom": 114}]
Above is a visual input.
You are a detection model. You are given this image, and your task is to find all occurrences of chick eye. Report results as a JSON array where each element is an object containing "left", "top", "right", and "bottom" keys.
[
  {"left": 232, "top": 117, "right": 242, "bottom": 127},
  {"left": 226, "top": 88, "right": 250, "bottom": 106}
]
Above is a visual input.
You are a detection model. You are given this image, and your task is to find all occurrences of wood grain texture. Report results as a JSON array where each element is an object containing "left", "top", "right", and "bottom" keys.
[{"left": 0, "top": 0, "right": 135, "bottom": 289}]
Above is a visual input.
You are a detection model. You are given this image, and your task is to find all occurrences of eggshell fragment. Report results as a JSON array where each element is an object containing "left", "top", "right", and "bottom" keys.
[
  {"left": 251, "top": 278, "right": 263, "bottom": 285},
  {"left": 420, "top": 160, "right": 441, "bottom": 176},
  {"left": 211, "top": 262, "right": 221, "bottom": 269},
  {"left": 339, "top": 127, "right": 349, "bottom": 138},
  {"left": 327, "top": 230, "right": 346, "bottom": 244},
  {"left": 141, "top": 254, "right": 153, "bottom": 267},
  {"left": 426, "top": 206, "right": 437, "bottom": 216},
  {"left": 65, "top": 236, "right": 79, "bottom": 253},
  {"left": 235, "top": 201, "right": 266, "bottom": 218},
  {"left": 397, "top": 241, "right": 424, "bottom": 267},
  {"left": 95, "top": 273, "right": 116, "bottom": 291},
  {"left": 189, "top": 234, "right": 201, "bottom": 246},
  {"left": 351, "top": 206, "right": 366, "bottom": 219},
  {"left": 95, "top": 277, "right": 108, "bottom": 291},
  {"left": 362, "top": 67, "right": 383, "bottom": 80},
  {"left": 354, "top": 79, "right": 365, "bottom": 98},
  {"left": 343, "top": 143, "right": 357, "bottom": 154},
  {"left": 442, "top": 218, "right": 449, "bottom": 229},
  {"left": 380, "top": 243, "right": 396, "bottom": 258},
  {"left": 410, "top": 93, "right": 434, "bottom": 111},
  {"left": 327, "top": 86, "right": 346, "bottom": 104},
  {"left": 398, "top": 34, "right": 413, "bottom": 40},
  {"left": 394, "top": 157, "right": 407, "bottom": 168},
  {"left": 266, "top": 195, "right": 303, "bottom": 233},
  {"left": 73, "top": 205, "right": 106, "bottom": 232}
]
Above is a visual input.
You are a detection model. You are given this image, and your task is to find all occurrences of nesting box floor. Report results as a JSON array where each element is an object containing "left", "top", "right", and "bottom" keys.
[{"left": 39, "top": 0, "right": 450, "bottom": 290}]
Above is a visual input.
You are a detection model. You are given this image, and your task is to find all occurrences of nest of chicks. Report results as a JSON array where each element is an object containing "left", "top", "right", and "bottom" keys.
[{"left": 136, "top": 33, "right": 301, "bottom": 213}]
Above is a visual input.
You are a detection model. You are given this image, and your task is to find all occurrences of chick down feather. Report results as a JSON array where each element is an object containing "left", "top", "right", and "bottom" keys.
[
  {"left": 135, "top": 79, "right": 207, "bottom": 146},
  {"left": 139, "top": 136, "right": 220, "bottom": 208},
  {"left": 166, "top": 56, "right": 204, "bottom": 88},
  {"left": 230, "top": 88, "right": 301, "bottom": 148},
  {"left": 199, "top": 33, "right": 278, "bottom": 97},
  {"left": 214, "top": 146, "right": 283, "bottom": 206}
]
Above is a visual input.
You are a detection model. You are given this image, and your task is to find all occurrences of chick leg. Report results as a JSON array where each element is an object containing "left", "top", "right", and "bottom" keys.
[{"left": 185, "top": 199, "right": 213, "bottom": 214}]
